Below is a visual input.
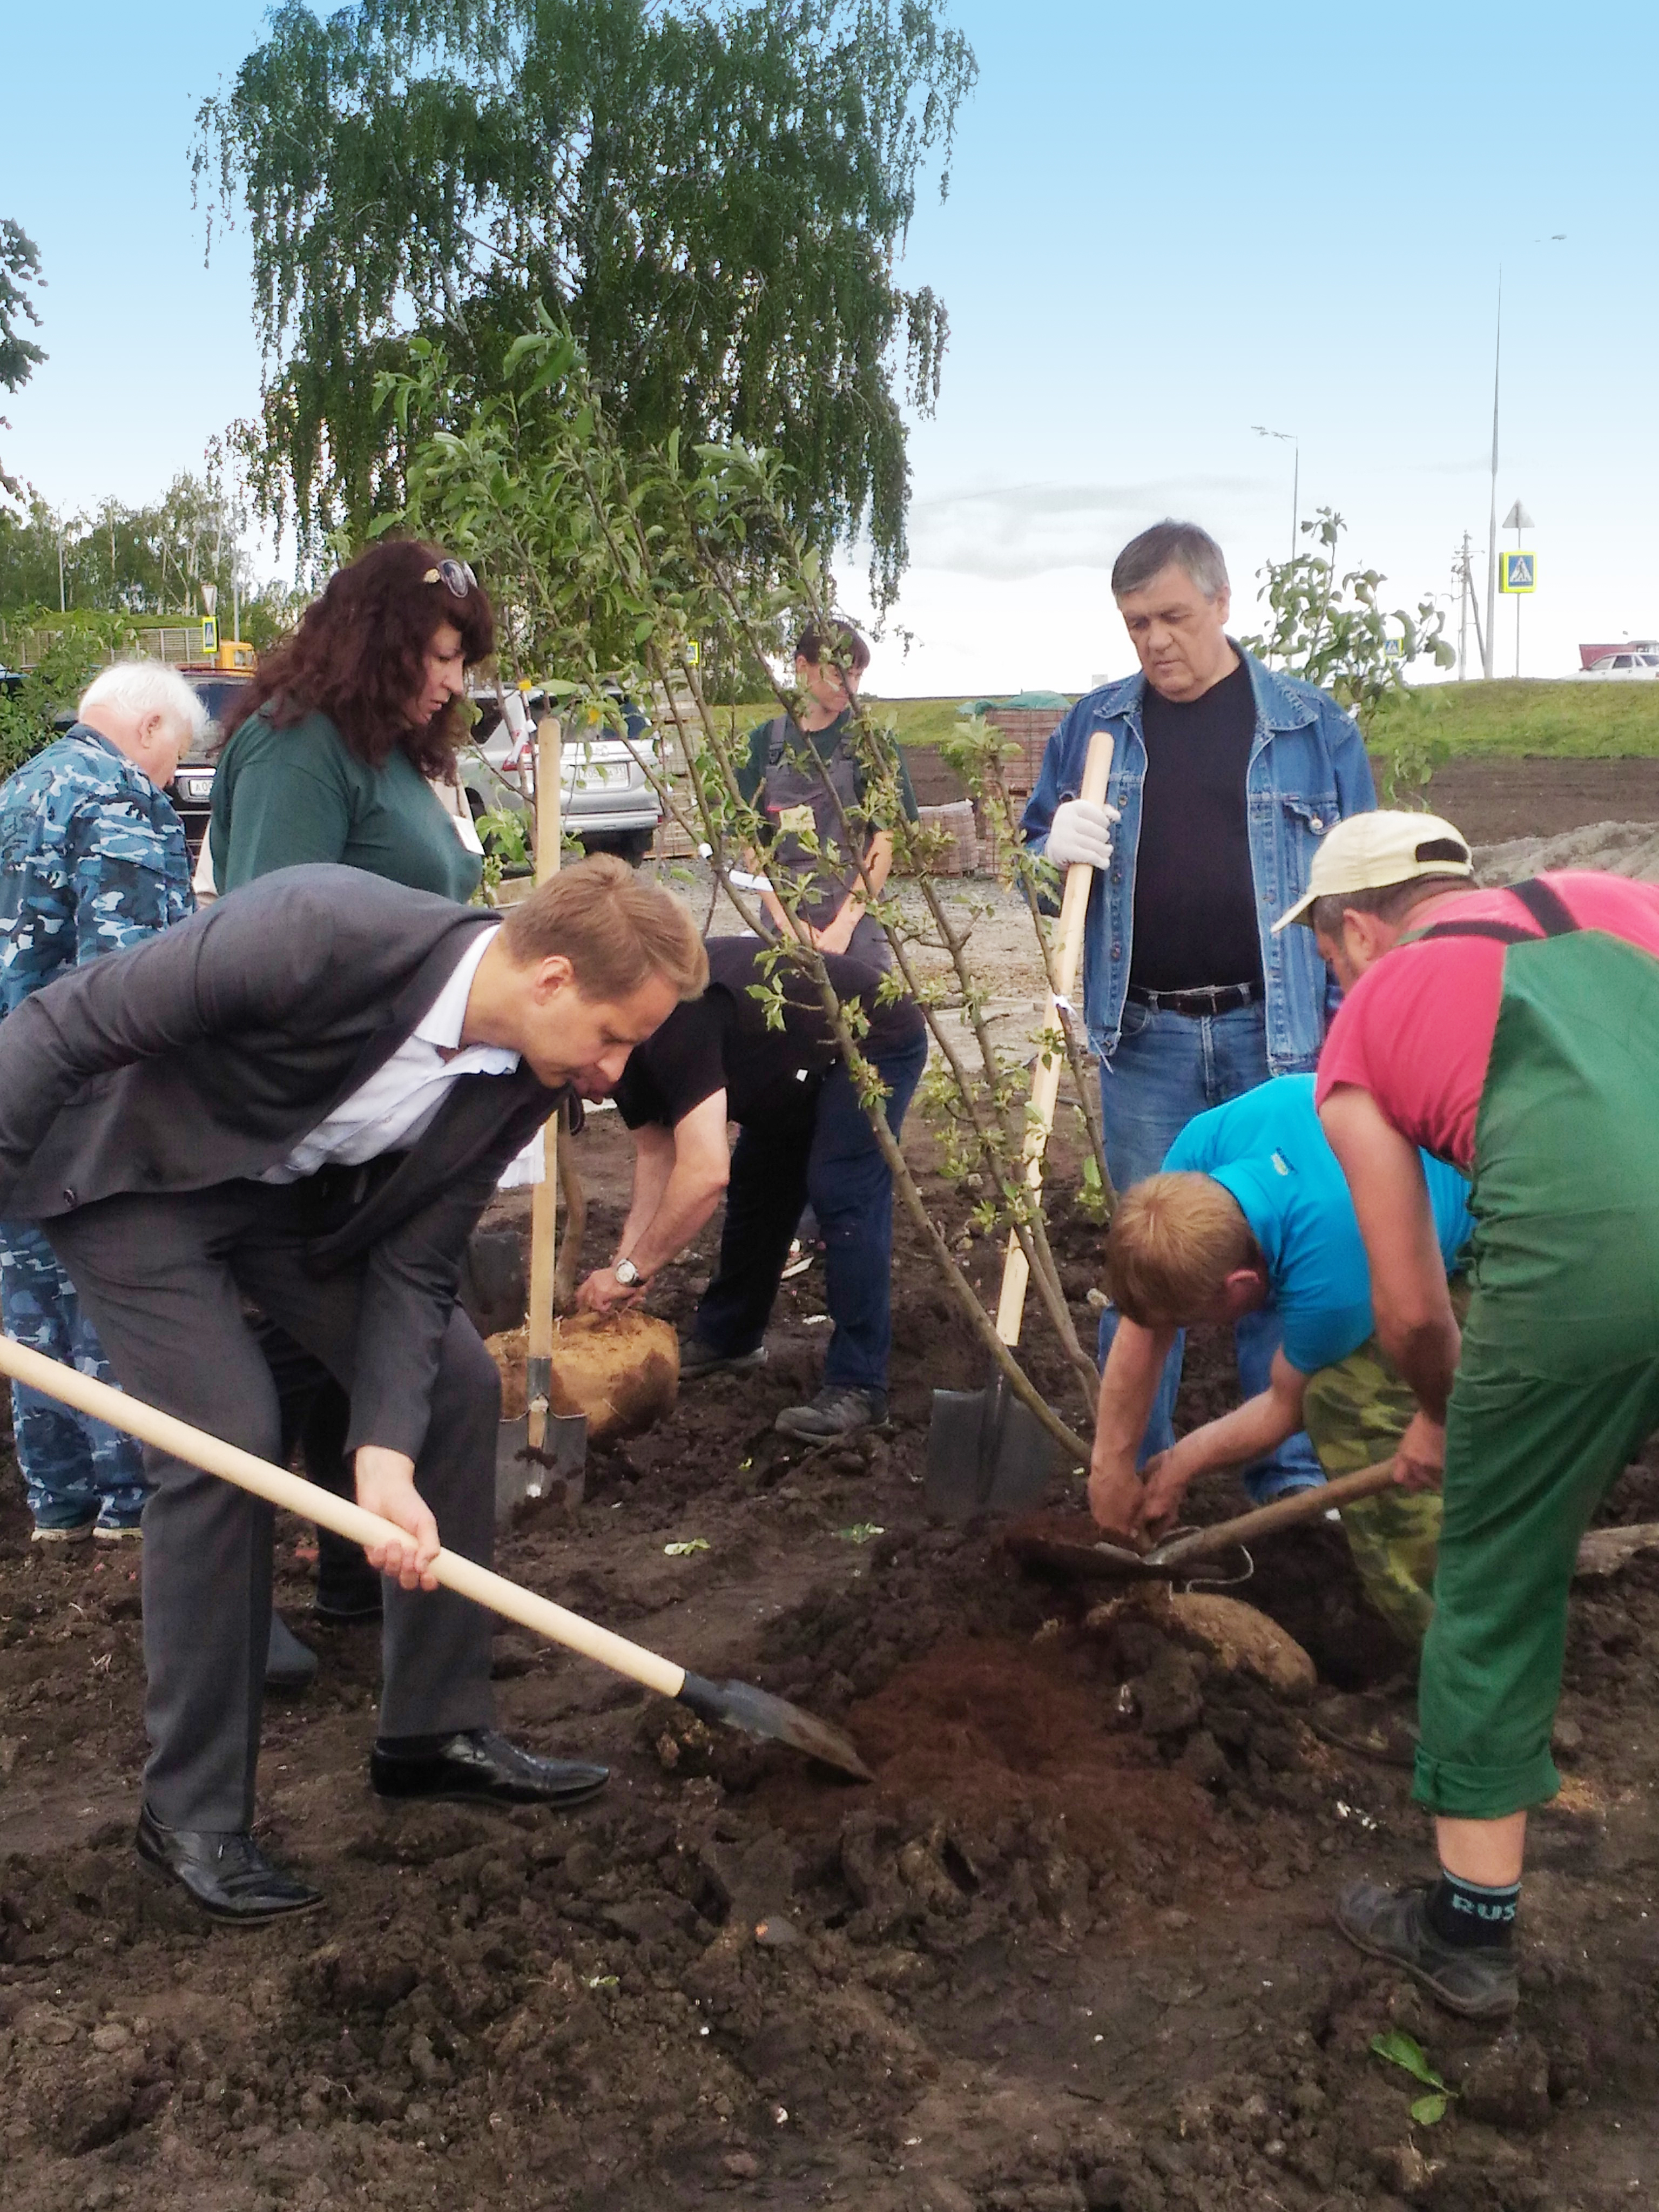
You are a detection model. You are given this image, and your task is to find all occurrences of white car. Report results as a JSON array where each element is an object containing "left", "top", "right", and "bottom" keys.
[{"left": 1577, "top": 651, "right": 1659, "bottom": 680}]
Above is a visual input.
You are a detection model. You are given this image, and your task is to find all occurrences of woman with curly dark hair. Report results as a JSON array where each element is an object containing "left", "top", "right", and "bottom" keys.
[
  {"left": 207, "top": 540, "right": 498, "bottom": 1677},
  {"left": 209, "top": 538, "right": 495, "bottom": 900}
]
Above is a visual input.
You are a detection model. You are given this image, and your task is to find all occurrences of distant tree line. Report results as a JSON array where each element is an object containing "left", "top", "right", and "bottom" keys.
[{"left": 0, "top": 471, "right": 299, "bottom": 646}]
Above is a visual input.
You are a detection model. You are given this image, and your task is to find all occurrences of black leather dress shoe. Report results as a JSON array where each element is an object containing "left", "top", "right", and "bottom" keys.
[
  {"left": 136, "top": 1805, "right": 323, "bottom": 1924},
  {"left": 369, "top": 1728, "right": 610, "bottom": 1809},
  {"left": 265, "top": 1614, "right": 319, "bottom": 1691}
]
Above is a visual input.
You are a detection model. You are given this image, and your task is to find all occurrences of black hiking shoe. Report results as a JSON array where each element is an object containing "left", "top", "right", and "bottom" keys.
[
  {"left": 774, "top": 1385, "right": 887, "bottom": 1441},
  {"left": 679, "top": 1338, "right": 767, "bottom": 1382},
  {"left": 1335, "top": 1879, "right": 1519, "bottom": 2020}
]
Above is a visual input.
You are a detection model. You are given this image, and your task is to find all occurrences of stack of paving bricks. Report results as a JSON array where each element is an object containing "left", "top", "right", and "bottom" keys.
[
  {"left": 972, "top": 704, "right": 1064, "bottom": 879},
  {"left": 912, "top": 800, "right": 978, "bottom": 876}
]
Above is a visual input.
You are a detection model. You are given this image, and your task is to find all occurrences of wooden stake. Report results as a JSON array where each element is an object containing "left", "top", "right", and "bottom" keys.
[{"left": 525, "top": 710, "right": 563, "bottom": 1449}]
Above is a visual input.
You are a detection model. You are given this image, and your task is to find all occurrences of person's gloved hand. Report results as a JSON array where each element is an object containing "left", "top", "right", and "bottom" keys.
[{"left": 1046, "top": 797, "right": 1120, "bottom": 872}]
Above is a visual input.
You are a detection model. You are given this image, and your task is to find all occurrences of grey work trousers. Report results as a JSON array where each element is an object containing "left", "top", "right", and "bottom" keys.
[{"left": 48, "top": 1181, "right": 500, "bottom": 1831}]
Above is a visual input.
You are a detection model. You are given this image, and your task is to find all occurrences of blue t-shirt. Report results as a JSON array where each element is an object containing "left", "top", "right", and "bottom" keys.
[{"left": 1162, "top": 1075, "right": 1474, "bottom": 1377}]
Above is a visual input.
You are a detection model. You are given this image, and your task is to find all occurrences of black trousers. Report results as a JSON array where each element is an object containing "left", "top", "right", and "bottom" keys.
[{"left": 49, "top": 1180, "right": 500, "bottom": 1831}]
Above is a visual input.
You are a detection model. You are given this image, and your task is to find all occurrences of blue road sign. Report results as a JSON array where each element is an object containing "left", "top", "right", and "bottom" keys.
[{"left": 1499, "top": 552, "right": 1536, "bottom": 594}]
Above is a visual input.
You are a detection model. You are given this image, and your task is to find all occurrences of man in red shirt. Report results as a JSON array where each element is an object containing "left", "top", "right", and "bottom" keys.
[{"left": 1283, "top": 811, "right": 1659, "bottom": 2019}]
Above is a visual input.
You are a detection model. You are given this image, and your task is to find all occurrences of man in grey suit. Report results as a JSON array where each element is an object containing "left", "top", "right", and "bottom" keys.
[{"left": 0, "top": 857, "right": 707, "bottom": 1923}]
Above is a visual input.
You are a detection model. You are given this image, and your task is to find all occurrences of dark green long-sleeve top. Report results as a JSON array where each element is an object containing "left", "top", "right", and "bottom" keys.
[{"left": 208, "top": 709, "right": 483, "bottom": 903}]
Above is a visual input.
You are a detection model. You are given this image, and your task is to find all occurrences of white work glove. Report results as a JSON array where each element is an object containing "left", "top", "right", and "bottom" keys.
[{"left": 1046, "top": 797, "right": 1120, "bottom": 872}]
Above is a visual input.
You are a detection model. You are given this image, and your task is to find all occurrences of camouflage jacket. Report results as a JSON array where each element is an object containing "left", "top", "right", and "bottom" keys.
[{"left": 0, "top": 724, "right": 194, "bottom": 1019}]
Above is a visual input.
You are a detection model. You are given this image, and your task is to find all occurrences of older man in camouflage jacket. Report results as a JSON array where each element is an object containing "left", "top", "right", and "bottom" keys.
[{"left": 0, "top": 662, "right": 201, "bottom": 1539}]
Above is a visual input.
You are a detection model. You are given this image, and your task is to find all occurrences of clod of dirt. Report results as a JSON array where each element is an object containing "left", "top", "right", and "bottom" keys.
[
  {"left": 1086, "top": 1587, "right": 1316, "bottom": 1698},
  {"left": 487, "top": 1310, "right": 679, "bottom": 1441},
  {"left": 1166, "top": 1592, "right": 1317, "bottom": 1698},
  {"left": 1459, "top": 2029, "right": 1553, "bottom": 2133}
]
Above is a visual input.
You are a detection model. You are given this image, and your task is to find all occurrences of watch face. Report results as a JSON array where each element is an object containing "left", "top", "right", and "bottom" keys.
[{"left": 615, "top": 1259, "right": 640, "bottom": 1286}]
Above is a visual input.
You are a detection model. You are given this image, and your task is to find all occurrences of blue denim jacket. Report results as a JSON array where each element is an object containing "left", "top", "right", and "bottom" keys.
[{"left": 1019, "top": 651, "right": 1375, "bottom": 1073}]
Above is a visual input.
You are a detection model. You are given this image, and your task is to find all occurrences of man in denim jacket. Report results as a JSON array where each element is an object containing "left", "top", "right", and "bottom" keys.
[{"left": 1021, "top": 520, "right": 1374, "bottom": 1503}]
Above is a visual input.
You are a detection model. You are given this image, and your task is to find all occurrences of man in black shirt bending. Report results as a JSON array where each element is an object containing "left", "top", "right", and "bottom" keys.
[{"left": 575, "top": 940, "right": 927, "bottom": 1440}]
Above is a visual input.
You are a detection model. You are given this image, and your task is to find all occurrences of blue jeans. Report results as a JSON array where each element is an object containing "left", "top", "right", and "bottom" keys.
[
  {"left": 696, "top": 1029, "right": 927, "bottom": 1393},
  {"left": 1098, "top": 1000, "right": 1323, "bottom": 1504},
  {"left": 0, "top": 1217, "right": 149, "bottom": 1530}
]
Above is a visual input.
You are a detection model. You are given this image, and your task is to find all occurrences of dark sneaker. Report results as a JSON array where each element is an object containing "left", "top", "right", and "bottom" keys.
[
  {"left": 774, "top": 1385, "right": 887, "bottom": 1441},
  {"left": 679, "top": 1338, "right": 767, "bottom": 1382},
  {"left": 1335, "top": 1879, "right": 1519, "bottom": 2020}
]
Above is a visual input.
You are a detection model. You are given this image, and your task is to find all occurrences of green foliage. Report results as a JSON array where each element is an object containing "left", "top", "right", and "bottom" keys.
[
  {"left": 0, "top": 472, "right": 289, "bottom": 630},
  {"left": 381, "top": 309, "right": 1103, "bottom": 1459},
  {"left": 1243, "top": 508, "right": 1455, "bottom": 804},
  {"left": 194, "top": 0, "right": 977, "bottom": 604},
  {"left": 0, "top": 220, "right": 46, "bottom": 401},
  {"left": 0, "top": 614, "right": 135, "bottom": 777},
  {"left": 1370, "top": 2029, "right": 1455, "bottom": 2127},
  {"left": 1, "top": 218, "right": 48, "bottom": 503},
  {"left": 1392, "top": 677, "right": 1659, "bottom": 759}
]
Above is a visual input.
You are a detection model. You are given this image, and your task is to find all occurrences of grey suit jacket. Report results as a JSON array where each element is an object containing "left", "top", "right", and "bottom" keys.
[{"left": 0, "top": 865, "right": 564, "bottom": 1456}]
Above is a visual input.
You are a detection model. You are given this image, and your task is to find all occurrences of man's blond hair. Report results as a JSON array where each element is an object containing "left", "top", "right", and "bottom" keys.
[
  {"left": 1105, "top": 1172, "right": 1263, "bottom": 1326},
  {"left": 500, "top": 853, "right": 708, "bottom": 1003}
]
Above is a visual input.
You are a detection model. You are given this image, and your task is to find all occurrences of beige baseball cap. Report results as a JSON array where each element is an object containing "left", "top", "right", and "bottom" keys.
[{"left": 1273, "top": 810, "right": 1473, "bottom": 932}]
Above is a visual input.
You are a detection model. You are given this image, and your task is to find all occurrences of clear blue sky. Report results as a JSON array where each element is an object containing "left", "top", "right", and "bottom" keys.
[{"left": 4, "top": 2, "right": 1656, "bottom": 692}]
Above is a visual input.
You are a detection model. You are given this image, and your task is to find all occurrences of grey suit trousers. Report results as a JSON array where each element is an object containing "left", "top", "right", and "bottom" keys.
[{"left": 49, "top": 1179, "right": 500, "bottom": 1831}]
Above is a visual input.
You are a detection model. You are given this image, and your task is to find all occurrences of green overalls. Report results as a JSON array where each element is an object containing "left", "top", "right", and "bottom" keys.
[{"left": 1408, "top": 878, "right": 1659, "bottom": 1818}]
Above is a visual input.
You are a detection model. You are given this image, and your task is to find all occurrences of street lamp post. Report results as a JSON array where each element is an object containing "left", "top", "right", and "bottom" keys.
[{"left": 1252, "top": 425, "right": 1300, "bottom": 561}]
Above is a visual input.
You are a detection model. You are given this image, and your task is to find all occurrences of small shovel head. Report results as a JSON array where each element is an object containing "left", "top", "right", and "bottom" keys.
[
  {"left": 926, "top": 1373, "right": 1062, "bottom": 1522},
  {"left": 678, "top": 1670, "right": 874, "bottom": 1783},
  {"left": 495, "top": 1412, "right": 586, "bottom": 1522}
]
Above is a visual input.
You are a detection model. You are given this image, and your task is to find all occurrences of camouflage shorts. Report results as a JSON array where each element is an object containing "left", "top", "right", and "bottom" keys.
[{"left": 1301, "top": 1331, "right": 1445, "bottom": 1650}]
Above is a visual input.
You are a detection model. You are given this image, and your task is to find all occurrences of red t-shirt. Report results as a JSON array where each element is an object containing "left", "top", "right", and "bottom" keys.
[{"left": 1316, "top": 872, "right": 1659, "bottom": 1170}]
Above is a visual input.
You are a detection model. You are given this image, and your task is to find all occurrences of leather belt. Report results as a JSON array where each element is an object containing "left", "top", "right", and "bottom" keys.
[{"left": 1126, "top": 981, "right": 1259, "bottom": 1017}]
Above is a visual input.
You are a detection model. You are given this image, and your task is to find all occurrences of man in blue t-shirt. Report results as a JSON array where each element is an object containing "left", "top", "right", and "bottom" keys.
[{"left": 1088, "top": 1075, "right": 1473, "bottom": 1644}]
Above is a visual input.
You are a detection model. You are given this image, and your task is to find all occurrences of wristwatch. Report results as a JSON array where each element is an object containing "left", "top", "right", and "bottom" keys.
[{"left": 613, "top": 1256, "right": 644, "bottom": 1288}]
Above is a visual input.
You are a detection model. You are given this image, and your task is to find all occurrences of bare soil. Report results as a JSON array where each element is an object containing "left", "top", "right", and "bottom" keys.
[{"left": 4, "top": 759, "right": 1659, "bottom": 2210}]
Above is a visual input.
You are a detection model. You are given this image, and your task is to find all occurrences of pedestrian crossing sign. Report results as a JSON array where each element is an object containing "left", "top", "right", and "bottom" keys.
[
  {"left": 1499, "top": 552, "right": 1536, "bottom": 594},
  {"left": 201, "top": 617, "right": 219, "bottom": 653}
]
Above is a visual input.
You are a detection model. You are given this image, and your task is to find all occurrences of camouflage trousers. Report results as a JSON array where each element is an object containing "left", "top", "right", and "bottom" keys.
[
  {"left": 1301, "top": 1332, "right": 1445, "bottom": 1650},
  {"left": 0, "top": 1219, "right": 148, "bottom": 1532}
]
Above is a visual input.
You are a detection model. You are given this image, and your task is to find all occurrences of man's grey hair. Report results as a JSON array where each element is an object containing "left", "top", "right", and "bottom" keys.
[
  {"left": 1111, "top": 520, "right": 1229, "bottom": 602},
  {"left": 80, "top": 662, "right": 210, "bottom": 747}
]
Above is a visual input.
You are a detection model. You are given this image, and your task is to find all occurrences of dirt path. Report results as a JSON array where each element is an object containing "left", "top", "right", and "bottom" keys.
[{"left": 5, "top": 758, "right": 1659, "bottom": 2209}]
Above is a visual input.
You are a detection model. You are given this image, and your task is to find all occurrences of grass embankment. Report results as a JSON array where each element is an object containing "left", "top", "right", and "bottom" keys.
[{"left": 726, "top": 682, "right": 1659, "bottom": 759}]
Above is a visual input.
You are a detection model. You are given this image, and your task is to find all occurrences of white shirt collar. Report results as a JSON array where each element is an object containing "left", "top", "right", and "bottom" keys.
[{"left": 414, "top": 923, "right": 504, "bottom": 1054}]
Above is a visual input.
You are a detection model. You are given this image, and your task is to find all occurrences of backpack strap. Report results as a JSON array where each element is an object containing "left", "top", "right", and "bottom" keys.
[
  {"left": 1506, "top": 875, "right": 1580, "bottom": 938},
  {"left": 1410, "top": 877, "right": 1582, "bottom": 947}
]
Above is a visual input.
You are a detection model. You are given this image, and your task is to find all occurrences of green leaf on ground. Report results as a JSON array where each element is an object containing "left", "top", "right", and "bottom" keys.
[
  {"left": 1370, "top": 2030, "right": 1445, "bottom": 2090},
  {"left": 835, "top": 1523, "right": 886, "bottom": 1545},
  {"left": 663, "top": 1539, "right": 711, "bottom": 1557},
  {"left": 1410, "top": 2092, "right": 1449, "bottom": 2127}
]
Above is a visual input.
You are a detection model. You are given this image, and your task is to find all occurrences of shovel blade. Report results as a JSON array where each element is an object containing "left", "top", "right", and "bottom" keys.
[
  {"left": 679, "top": 1670, "right": 874, "bottom": 1783},
  {"left": 925, "top": 1378, "right": 1062, "bottom": 1521},
  {"left": 495, "top": 1413, "right": 587, "bottom": 1522}
]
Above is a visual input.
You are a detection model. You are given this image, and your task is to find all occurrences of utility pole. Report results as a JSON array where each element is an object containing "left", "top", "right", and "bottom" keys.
[
  {"left": 1252, "top": 424, "right": 1300, "bottom": 559},
  {"left": 1456, "top": 536, "right": 1470, "bottom": 682},
  {"left": 1483, "top": 276, "right": 1501, "bottom": 679}
]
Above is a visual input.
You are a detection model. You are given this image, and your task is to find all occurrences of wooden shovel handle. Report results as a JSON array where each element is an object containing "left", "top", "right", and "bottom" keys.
[
  {"left": 995, "top": 727, "right": 1116, "bottom": 1345},
  {"left": 1147, "top": 1456, "right": 1398, "bottom": 1570},
  {"left": 0, "top": 1333, "right": 686, "bottom": 1702}
]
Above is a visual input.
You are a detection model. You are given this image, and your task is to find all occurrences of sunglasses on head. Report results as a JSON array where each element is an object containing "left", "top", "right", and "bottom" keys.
[{"left": 422, "top": 557, "right": 478, "bottom": 600}]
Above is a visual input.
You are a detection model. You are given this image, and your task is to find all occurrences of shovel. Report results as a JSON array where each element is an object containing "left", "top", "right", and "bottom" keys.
[
  {"left": 498, "top": 711, "right": 587, "bottom": 1517},
  {"left": 0, "top": 1333, "right": 873, "bottom": 1784},
  {"left": 927, "top": 727, "right": 1115, "bottom": 1520},
  {"left": 1005, "top": 1458, "right": 1398, "bottom": 1583}
]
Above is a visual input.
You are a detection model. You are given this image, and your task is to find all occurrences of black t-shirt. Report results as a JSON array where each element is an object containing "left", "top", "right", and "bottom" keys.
[
  {"left": 611, "top": 938, "right": 925, "bottom": 1131},
  {"left": 1130, "top": 651, "right": 1262, "bottom": 992}
]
